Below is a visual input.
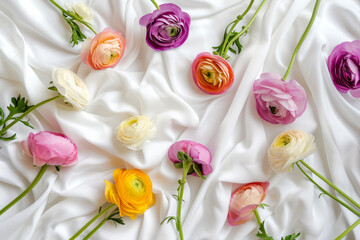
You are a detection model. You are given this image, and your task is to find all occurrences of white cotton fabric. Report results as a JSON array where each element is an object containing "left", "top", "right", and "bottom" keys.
[{"left": 0, "top": 0, "right": 360, "bottom": 239}]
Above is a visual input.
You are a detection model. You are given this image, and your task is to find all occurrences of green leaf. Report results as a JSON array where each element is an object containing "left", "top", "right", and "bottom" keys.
[
  {"left": 48, "top": 86, "right": 58, "bottom": 92},
  {"left": 193, "top": 163, "right": 206, "bottom": 179},
  {"left": 20, "top": 120, "right": 34, "bottom": 129},
  {"left": 0, "top": 133, "right": 16, "bottom": 141},
  {"left": 0, "top": 108, "right": 4, "bottom": 124},
  {"left": 174, "top": 162, "right": 183, "bottom": 169},
  {"left": 187, "top": 165, "right": 195, "bottom": 175},
  {"left": 55, "top": 165, "right": 62, "bottom": 171},
  {"left": 108, "top": 217, "right": 125, "bottom": 225},
  {"left": 318, "top": 193, "right": 325, "bottom": 198},
  {"left": 177, "top": 151, "right": 185, "bottom": 162},
  {"left": 258, "top": 203, "right": 270, "bottom": 209},
  {"left": 256, "top": 221, "right": 274, "bottom": 240},
  {"left": 160, "top": 216, "right": 176, "bottom": 225},
  {"left": 281, "top": 233, "right": 301, "bottom": 240},
  {"left": 7, "top": 95, "right": 33, "bottom": 116},
  {"left": 98, "top": 207, "right": 102, "bottom": 213},
  {"left": 62, "top": 13, "right": 87, "bottom": 47}
]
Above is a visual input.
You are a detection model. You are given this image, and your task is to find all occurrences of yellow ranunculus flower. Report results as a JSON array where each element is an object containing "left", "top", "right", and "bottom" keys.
[
  {"left": 104, "top": 169, "right": 155, "bottom": 219},
  {"left": 268, "top": 130, "right": 316, "bottom": 173}
]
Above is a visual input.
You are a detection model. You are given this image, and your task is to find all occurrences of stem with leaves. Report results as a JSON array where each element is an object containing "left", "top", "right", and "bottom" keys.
[
  {"left": 0, "top": 164, "right": 49, "bottom": 216},
  {"left": 0, "top": 95, "right": 62, "bottom": 141},
  {"left": 282, "top": 0, "right": 321, "bottom": 80},
  {"left": 68, "top": 204, "right": 116, "bottom": 240}
]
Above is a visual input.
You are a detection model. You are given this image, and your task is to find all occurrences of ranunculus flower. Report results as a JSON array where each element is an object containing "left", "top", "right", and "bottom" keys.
[
  {"left": 115, "top": 115, "right": 156, "bottom": 150},
  {"left": 21, "top": 131, "right": 78, "bottom": 167},
  {"left": 104, "top": 168, "right": 155, "bottom": 219},
  {"left": 52, "top": 67, "right": 89, "bottom": 110},
  {"left": 227, "top": 182, "right": 269, "bottom": 226},
  {"left": 168, "top": 140, "right": 212, "bottom": 176},
  {"left": 192, "top": 52, "right": 234, "bottom": 95},
  {"left": 139, "top": 3, "right": 190, "bottom": 51},
  {"left": 80, "top": 28, "right": 125, "bottom": 70},
  {"left": 268, "top": 130, "right": 316, "bottom": 173},
  {"left": 327, "top": 40, "right": 360, "bottom": 97},
  {"left": 253, "top": 73, "right": 307, "bottom": 124},
  {"left": 71, "top": 2, "right": 92, "bottom": 22}
]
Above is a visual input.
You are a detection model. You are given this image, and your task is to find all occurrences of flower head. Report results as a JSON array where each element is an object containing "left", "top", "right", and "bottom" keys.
[
  {"left": 268, "top": 130, "right": 316, "bottom": 173},
  {"left": 139, "top": 3, "right": 190, "bottom": 51},
  {"left": 227, "top": 182, "right": 269, "bottom": 226},
  {"left": 253, "top": 73, "right": 307, "bottom": 124},
  {"left": 115, "top": 115, "right": 156, "bottom": 150},
  {"left": 71, "top": 2, "right": 92, "bottom": 22},
  {"left": 21, "top": 131, "right": 78, "bottom": 167},
  {"left": 104, "top": 168, "right": 155, "bottom": 219},
  {"left": 327, "top": 40, "right": 360, "bottom": 97},
  {"left": 192, "top": 52, "right": 234, "bottom": 95},
  {"left": 81, "top": 28, "right": 125, "bottom": 70},
  {"left": 168, "top": 140, "right": 212, "bottom": 177},
  {"left": 52, "top": 67, "right": 89, "bottom": 110}
]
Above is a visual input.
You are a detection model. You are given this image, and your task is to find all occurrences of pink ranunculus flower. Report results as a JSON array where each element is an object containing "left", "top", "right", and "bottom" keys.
[
  {"left": 327, "top": 40, "right": 360, "bottom": 97},
  {"left": 21, "top": 131, "right": 78, "bottom": 167},
  {"left": 227, "top": 182, "right": 269, "bottom": 226},
  {"left": 192, "top": 52, "right": 234, "bottom": 95},
  {"left": 168, "top": 140, "right": 212, "bottom": 176},
  {"left": 80, "top": 28, "right": 125, "bottom": 70},
  {"left": 253, "top": 73, "right": 307, "bottom": 124}
]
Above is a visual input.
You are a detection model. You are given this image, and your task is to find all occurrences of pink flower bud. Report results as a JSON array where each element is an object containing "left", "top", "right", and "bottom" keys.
[{"left": 21, "top": 131, "right": 78, "bottom": 167}]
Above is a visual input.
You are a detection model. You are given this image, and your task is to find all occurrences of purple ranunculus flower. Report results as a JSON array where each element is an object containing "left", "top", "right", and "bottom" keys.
[
  {"left": 168, "top": 140, "right": 212, "bottom": 176},
  {"left": 327, "top": 40, "right": 360, "bottom": 97},
  {"left": 253, "top": 73, "right": 307, "bottom": 124},
  {"left": 139, "top": 3, "right": 190, "bottom": 51}
]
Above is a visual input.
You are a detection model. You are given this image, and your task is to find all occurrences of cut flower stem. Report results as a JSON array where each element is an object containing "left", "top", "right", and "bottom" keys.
[
  {"left": 282, "top": 0, "right": 321, "bottom": 81},
  {"left": 335, "top": 218, "right": 360, "bottom": 240},
  {"left": 0, "top": 95, "right": 62, "bottom": 138},
  {"left": 68, "top": 204, "right": 116, "bottom": 240},
  {"left": 150, "top": 0, "right": 160, "bottom": 10},
  {"left": 0, "top": 164, "right": 49, "bottom": 216}
]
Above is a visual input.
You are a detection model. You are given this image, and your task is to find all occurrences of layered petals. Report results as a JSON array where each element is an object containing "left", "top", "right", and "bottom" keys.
[
  {"left": 327, "top": 40, "right": 360, "bottom": 97},
  {"left": 253, "top": 73, "right": 307, "bottom": 124},
  {"left": 192, "top": 52, "right": 234, "bottom": 95}
]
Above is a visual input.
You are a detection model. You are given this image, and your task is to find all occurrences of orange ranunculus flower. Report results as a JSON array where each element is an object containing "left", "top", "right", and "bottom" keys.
[
  {"left": 192, "top": 52, "right": 234, "bottom": 95},
  {"left": 81, "top": 28, "right": 125, "bottom": 70},
  {"left": 104, "top": 168, "right": 155, "bottom": 219}
]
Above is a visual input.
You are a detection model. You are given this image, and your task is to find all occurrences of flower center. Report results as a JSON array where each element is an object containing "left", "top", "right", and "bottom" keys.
[
  {"left": 269, "top": 106, "right": 278, "bottom": 114},
  {"left": 131, "top": 178, "right": 144, "bottom": 193},
  {"left": 277, "top": 135, "right": 291, "bottom": 147}
]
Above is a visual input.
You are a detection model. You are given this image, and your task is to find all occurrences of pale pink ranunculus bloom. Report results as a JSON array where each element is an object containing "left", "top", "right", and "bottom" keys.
[
  {"left": 21, "top": 131, "right": 78, "bottom": 167},
  {"left": 227, "top": 182, "right": 269, "bottom": 226},
  {"left": 253, "top": 73, "right": 307, "bottom": 124},
  {"left": 168, "top": 140, "right": 212, "bottom": 176},
  {"left": 81, "top": 28, "right": 125, "bottom": 70}
]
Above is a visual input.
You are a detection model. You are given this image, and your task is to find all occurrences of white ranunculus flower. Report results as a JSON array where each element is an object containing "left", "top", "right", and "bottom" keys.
[
  {"left": 72, "top": 2, "right": 92, "bottom": 22},
  {"left": 115, "top": 116, "right": 156, "bottom": 150},
  {"left": 268, "top": 130, "right": 316, "bottom": 173},
  {"left": 52, "top": 67, "right": 89, "bottom": 110}
]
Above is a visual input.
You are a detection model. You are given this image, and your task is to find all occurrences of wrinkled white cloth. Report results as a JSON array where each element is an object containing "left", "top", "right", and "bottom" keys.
[{"left": 1, "top": 0, "right": 360, "bottom": 239}]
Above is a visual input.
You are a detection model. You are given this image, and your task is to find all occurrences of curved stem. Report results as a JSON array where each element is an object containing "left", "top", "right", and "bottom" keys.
[
  {"left": 296, "top": 163, "right": 360, "bottom": 217},
  {"left": 68, "top": 204, "right": 116, "bottom": 240},
  {"left": 282, "top": 0, "right": 321, "bottom": 80},
  {"left": 223, "top": 0, "right": 266, "bottom": 58},
  {"left": 335, "top": 218, "right": 360, "bottom": 240},
  {"left": 49, "top": 0, "right": 97, "bottom": 35},
  {"left": 0, "top": 95, "right": 62, "bottom": 137},
  {"left": 220, "top": 0, "right": 255, "bottom": 58},
  {"left": 300, "top": 160, "right": 360, "bottom": 211},
  {"left": 176, "top": 162, "right": 192, "bottom": 240},
  {"left": 0, "top": 164, "right": 49, "bottom": 215},
  {"left": 150, "top": 0, "right": 160, "bottom": 10},
  {"left": 253, "top": 208, "right": 262, "bottom": 227}
]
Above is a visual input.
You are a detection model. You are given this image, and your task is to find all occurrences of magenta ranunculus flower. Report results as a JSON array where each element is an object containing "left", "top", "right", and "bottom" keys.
[
  {"left": 227, "top": 182, "right": 269, "bottom": 226},
  {"left": 21, "top": 131, "right": 78, "bottom": 167},
  {"left": 327, "top": 40, "right": 360, "bottom": 97},
  {"left": 168, "top": 140, "right": 212, "bottom": 176},
  {"left": 253, "top": 73, "right": 307, "bottom": 124},
  {"left": 139, "top": 3, "right": 190, "bottom": 51}
]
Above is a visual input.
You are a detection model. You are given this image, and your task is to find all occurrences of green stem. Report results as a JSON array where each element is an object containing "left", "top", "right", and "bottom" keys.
[
  {"left": 296, "top": 163, "right": 360, "bottom": 217},
  {"left": 223, "top": 0, "right": 266, "bottom": 58},
  {"left": 0, "top": 164, "right": 49, "bottom": 215},
  {"left": 150, "top": 0, "right": 160, "bottom": 10},
  {"left": 335, "top": 218, "right": 360, "bottom": 240},
  {"left": 300, "top": 160, "right": 360, "bottom": 211},
  {"left": 49, "top": 0, "right": 97, "bottom": 35},
  {"left": 68, "top": 204, "right": 116, "bottom": 240},
  {"left": 282, "top": 0, "right": 321, "bottom": 80},
  {"left": 253, "top": 208, "right": 262, "bottom": 227},
  {"left": 82, "top": 217, "right": 108, "bottom": 240},
  {"left": 220, "top": 0, "right": 255, "bottom": 58},
  {"left": 0, "top": 95, "right": 62, "bottom": 137},
  {"left": 176, "top": 161, "right": 192, "bottom": 240}
]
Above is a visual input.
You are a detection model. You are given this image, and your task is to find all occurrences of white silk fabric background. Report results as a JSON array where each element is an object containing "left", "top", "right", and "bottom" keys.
[{"left": 1, "top": 0, "right": 360, "bottom": 239}]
